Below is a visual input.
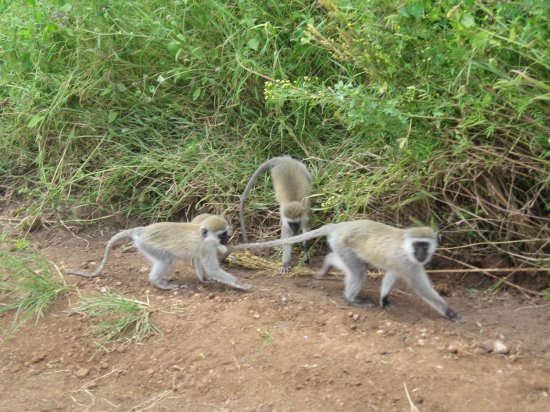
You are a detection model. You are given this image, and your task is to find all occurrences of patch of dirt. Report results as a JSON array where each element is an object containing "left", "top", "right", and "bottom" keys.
[{"left": 1, "top": 222, "right": 549, "bottom": 412}]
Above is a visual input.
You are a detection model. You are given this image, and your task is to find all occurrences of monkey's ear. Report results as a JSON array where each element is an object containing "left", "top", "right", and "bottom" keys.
[{"left": 201, "top": 228, "right": 208, "bottom": 238}]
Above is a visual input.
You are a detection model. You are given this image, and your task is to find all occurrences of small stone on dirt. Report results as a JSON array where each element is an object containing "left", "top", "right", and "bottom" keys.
[
  {"left": 31, "top": 354, "right": 46, "bottom": 364},
  {"left": 352, "top": 313, "right": 360, "bottom": 321},
  {"left": 493, "top": 340, "right": 509, "bottom": 355},
  {"left": 447, "top": 343, "right": 459, "bottom": 354},
  {"left": 76, "top": 367, "right": 90, "bottom": 378},
  {"left": 139, "top": 266, "right": 148, "bottom": 273}
]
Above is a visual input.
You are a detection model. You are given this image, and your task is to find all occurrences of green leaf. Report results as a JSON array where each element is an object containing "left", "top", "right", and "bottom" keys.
[
  {"left": 192, "top": 88, "right": 201, "bottom": 100},
  {"left": 247, "top": 37, "right": 260, "bottom": 51},
  {"left": 108, "top": 111, "right": 118, "bottom": 123},
  {"left": 460, "top": 13, "right": 475, "bottom": 28}
]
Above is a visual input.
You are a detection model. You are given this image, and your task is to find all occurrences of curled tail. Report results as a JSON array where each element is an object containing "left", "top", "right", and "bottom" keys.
[
  {"left": 239, "top": 157, "right": 280, "bottom": 242},
  {"left": 66, "top": 228, "right": 142, "bottom": 278},
  {"left": 232, "top": 224, "right": 334, "bottom": 251}
]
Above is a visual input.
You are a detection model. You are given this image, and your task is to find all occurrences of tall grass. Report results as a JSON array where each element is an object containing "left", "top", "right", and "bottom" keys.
[{"left": 0, "top": 1, "right": 548, "bottom": 274}]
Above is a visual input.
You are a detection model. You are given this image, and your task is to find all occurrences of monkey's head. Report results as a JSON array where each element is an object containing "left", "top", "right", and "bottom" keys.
[
  {"left": 200, "top": 215, "right": 231, "bottom": 245},
  {"left": 403, "top": 227, "right": 438, "bottom": 265},
  {"left": 282, "top": 202, "right": 306, "bottom": 234}
]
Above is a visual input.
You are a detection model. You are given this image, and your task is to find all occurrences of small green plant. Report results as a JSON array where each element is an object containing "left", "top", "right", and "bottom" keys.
[
  {"left": 73, "top": 291, "right": 161, "bottom": 347},
  {"left": 0, "top": 250, "right": 69, "bottom": 334},
  {"left": 257, "top": 327, "right": 274, "bottom": 344}
]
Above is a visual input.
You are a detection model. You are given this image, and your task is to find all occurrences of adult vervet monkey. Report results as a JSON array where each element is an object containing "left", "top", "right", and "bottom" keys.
[
  {"left": 233, "top": 220, "right": 464, "bottom": 323},
  {"left": 239, "top": 156, "right": 313, "bottom": 273},
  {"left": 67, "top": 215, "right": 251, "bottom": 291}
]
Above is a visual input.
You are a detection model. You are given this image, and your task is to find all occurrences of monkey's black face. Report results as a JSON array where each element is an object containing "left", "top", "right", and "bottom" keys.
[
  {"left": 413, "top": 241, "right": 431, "bottom": 263},
  {"left": 218, "top": 231, "right": 229, "bottom": 245},
  {"left": 288, "top": 221, "right": 301, "bottom": 234}
]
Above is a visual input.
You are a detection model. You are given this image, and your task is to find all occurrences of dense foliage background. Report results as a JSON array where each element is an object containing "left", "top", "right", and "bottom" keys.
[{"left": 1, "top": 0, "right": 548, "bottom": 276}]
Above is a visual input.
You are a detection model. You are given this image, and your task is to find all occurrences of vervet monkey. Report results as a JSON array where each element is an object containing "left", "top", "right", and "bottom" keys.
[
  {"left": 239, "top": 156, "right": 313, "bottom": 273},
  {"left": 67, "top": 215, "right": 252, "bottom": 291},
  {"left": 233, "top": 220, "right": 464, "bottom": 323}
]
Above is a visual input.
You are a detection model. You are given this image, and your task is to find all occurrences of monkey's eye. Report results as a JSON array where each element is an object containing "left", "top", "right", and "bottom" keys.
[{"left": 201, "top": 228, "right": 208, "bottom": 238}]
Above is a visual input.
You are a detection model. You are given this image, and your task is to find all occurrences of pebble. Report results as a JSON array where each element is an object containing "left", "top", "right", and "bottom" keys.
[
  {"left": 493, "top": 340, "right": 509, "bottom": 355},
  {"left": 76, "top": 367, "right": 90, "bottom": 378},
  {"left": 31, "top": 354, "right": 46, "bottom": 364},
  {"left": 139, "top": 266, "right": 148, "bottom": 273},
  {"left": 447, "top": 343, "right": 459, "bottom": 354}
]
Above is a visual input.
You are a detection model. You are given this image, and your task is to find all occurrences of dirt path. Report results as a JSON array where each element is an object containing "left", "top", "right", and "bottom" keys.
[{"left": 1, "top": 224, "right": 549, "bottom": 412}]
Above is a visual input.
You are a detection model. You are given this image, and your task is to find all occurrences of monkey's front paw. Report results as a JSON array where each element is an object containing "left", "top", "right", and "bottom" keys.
[
  {"left": 237, "top": 282, "right": 252, "bottom": 291},
  {"left": 279, "top": 265, "right": 291, "bottom": 274},
  {"left": 446, "top": 308, "right": 465, "bottom": 324},
  {"left": 380, "top": 296, "right": 394, "bottom": 309}
]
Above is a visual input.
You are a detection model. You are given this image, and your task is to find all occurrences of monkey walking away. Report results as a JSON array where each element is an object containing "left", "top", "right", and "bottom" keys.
[
  {"left": 239, "top": 156, "right": 313, "bottom": 273},
  {"left": 233, "top": 220, "right": 464, "bottom": 323},
  {"left": 67, "top": 214, "right": 252, "bottom": 291}
]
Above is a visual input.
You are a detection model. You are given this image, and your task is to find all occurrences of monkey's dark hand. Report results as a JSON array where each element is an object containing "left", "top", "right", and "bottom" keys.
[{"left": 446, "top": 308, "right": 465, "bottom": 324}]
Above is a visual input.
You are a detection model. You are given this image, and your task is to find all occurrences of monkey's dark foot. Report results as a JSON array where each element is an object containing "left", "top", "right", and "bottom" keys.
[
  {"left": 349, "top": 298, "right": 376, "bottom": 308},
  {"left": 154, "top": 279, "right": 180, "bottom": 290},
  {"left": 445, "top": 308, "right": 465, "bottom": 324},
  {"left": 380, "top": 297, "right": 394, "bottom": 309}
]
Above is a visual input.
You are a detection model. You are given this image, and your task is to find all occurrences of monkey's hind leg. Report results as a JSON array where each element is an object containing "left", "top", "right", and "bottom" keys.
[
  {"left": 380, "top": 271, "right": 397, "bottom": 309},
  {"left": 142, "top": 251, "right": 179, "bottom": 290},
  {"left": 326, "top": 244, "right": 374, "bottom": 308},
  {"left": 408, "top": 269, "right": 465, "bottom": 323}
]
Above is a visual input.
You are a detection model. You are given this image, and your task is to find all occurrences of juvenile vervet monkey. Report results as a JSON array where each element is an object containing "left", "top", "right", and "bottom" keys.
[
  {"left": 233, "top": 220, "right": 464, "bottom": 323},
  {"left": 239, "top": 156, "right": 313, "bottom": 273},
  {"left": 67, "top": 215, "right": 252, "bottom": 291}
]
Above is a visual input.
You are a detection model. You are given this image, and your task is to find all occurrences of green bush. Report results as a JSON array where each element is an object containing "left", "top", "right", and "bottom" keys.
[{"left": 1, "top": 0, "right": 548, "bottom": 271}]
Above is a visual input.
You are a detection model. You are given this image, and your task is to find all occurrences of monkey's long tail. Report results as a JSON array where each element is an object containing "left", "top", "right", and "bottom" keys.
[
  {"left": 66, "top": 228, "right": 141, "bottom": 278},
  {"left": 232, "top": 224, "right": 335, "bottom": 250},
  {"left": 239, "top": 158, "right": 278, "bottom": 242}
]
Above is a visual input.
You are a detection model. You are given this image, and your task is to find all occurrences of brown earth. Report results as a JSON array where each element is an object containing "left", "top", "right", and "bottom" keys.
[{"left": 1, "top": 218, "right": 549, "bottom": 412}]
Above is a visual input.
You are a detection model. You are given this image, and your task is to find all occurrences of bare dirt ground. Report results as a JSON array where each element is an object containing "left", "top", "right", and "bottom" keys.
[{"left": 1, "top": 218, "right": 549, "bottom": 412}]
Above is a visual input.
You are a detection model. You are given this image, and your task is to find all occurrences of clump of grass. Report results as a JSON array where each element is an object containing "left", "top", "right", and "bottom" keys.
[
  {"left": 0, "top": 250, "right": 69, "bottom": 334},
  {"left": 73, "top": 291, "right": 160, "bottom": 348},
  {"left": 257, "top": 327, "right": 274, "bottom": 344}
]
